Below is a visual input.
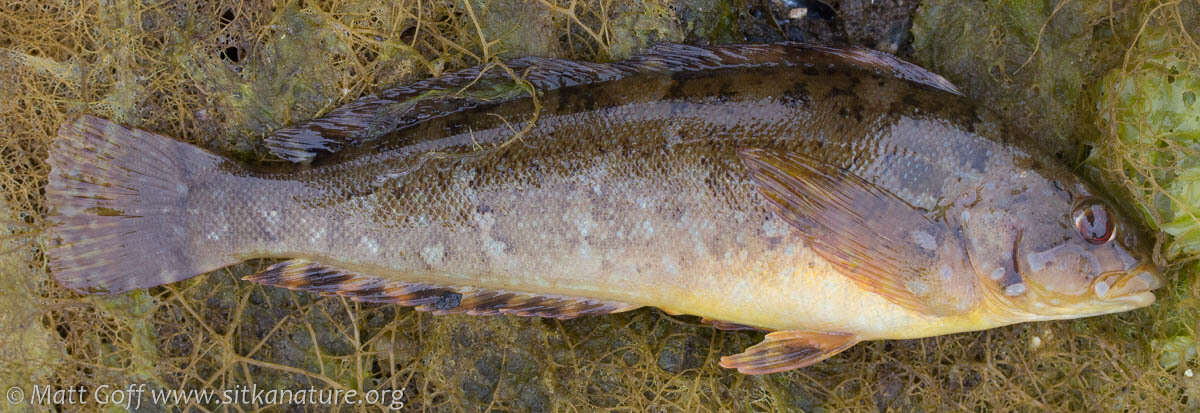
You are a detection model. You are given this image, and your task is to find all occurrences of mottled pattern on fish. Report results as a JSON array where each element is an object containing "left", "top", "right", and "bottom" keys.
[
  {"left": 201, "top": 46, "right": 989, "bottom": 329},
  {"left": 46, "top": 43, "right": 1160, "bottom": 374}
]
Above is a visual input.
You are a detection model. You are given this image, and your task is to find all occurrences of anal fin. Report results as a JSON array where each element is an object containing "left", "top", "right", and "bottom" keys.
[
  {"left": 719, "top": 331, "right": 858, "bottom": 374},
  {"left": 244, "top": 259, "right": 640, "bottom": 319},
  {"left": 701, "top": 317, "right": 768, "bottom": 332}
]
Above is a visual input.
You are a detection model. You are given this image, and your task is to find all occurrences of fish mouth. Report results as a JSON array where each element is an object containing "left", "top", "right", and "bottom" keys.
[{"left": 1091, "top": 265, "right": 1163, "bottom": 307}]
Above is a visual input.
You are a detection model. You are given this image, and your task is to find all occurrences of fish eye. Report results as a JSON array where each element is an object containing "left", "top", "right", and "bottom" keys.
[{"left": 1073, "top": 201, "right": 1115, "bottom": 245}]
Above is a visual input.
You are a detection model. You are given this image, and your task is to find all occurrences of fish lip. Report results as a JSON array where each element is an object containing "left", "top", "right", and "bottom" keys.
[
  {"left": 1091, "top": 265, "right": 1163, "bottom": 302},
  {"left": 1107, "top": 291, "right": 1157, "bottom": 308}
]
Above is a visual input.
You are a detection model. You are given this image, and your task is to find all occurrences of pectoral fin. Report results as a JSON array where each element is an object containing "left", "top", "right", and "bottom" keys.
[
  {"left": 740, "top": 149, "right": 971, "bottom": 316},
  {"left": 719, "top": 331, "right": 858, "bottom": 374}
]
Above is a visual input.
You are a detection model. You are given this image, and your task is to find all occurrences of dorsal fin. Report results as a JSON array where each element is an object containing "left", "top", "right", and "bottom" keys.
[
  {"left": 264, "top": 57, "right": 624, "bottom": 163},
  {"left": 619, "top": 43, "right": 960, "bottom": 95},
  {"left": 243, "top": 259, "right": 640, "bottom": 319},
  {"left": 266, "top": 43, "right": 960, "bottom": 163},
  {"left": 801, "top": 45, "right": 961, "bottom": 95}
]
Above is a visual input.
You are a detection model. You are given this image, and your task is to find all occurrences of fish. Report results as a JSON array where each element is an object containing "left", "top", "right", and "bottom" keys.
[{"left": 45, "top": 43, "right": 1163, "bottom": 374}]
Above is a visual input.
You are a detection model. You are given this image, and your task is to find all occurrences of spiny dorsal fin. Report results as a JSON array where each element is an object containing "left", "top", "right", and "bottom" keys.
[
  {"left": 802, "top": 45, "right": 961, "bottom": 95},
  {"left": 267, "top": 43, "right": 959, "bottom": 163},
  {"left": 264, "top": 57, "right": 623, "bottom": 163},
  {"left": 739, "top": 149, "right": 975, "bottom": 316},
  {"left": 719, "top": 331, "right": 858, "bottom": 374},
  {"left": 623, "top": 43, "right": 960, "bottom": 95},
  {"left": 243, "top": 259, "right": 640, "bottom": 319}
]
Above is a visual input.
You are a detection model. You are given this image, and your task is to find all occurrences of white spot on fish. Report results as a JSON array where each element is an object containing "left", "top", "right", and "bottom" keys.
[
  {"left": 206, "top": 232, "right": 220, "bottom": 241},
  {"left": 1026, "top": 244, "right": 1097, "bottom": 274},
  {"left": 575, "top": 215, "right": 595, "bottom": 238},
  {"left": 939, "top": 265, "right": 952, "bottom": 281},
  {"left": 421, "top": 244, "right": 444, "bottom": 266},
  {"left": 474, "top": 211, "right": 496, "bottom": 232},
  {"left": 957, "top": 299, "right": 972, "bottom": 312},
  {"left": 1093, "top": 280, "right": 1110, "bottom": 297},
  {"left": 906, "top": 279, "right": 929, "bottom": 296},
  {"left": 642, "top": 220, "right": 654, "bottom": 237},
  {"left": 762, "top": 217, "right": 790, "bottom": 238},
  {"left": 662, "top": 255, "right": 680, "bottom": 275},
  {"left": 485, "top": 238, "right": 508, "bottom": 260},
  {"left": 1005, "top": 283, "right": 1026, "bottom": 296},
  {"left": 637, "top": 195, "right": 653, "bottom": 209},
  {"left": 989, "top": 268, "right": 1005, "bottom": 281},
  {"left": 261, "top": 209, "right": 280, "bottom": 226},
  {"left": 360, "top": 236, "right": 379, "bottom": 255},
  {"left": 911, "top": 230, "right": 937, "bottom": 251},
  {"left": 960, "top": 210, "right": 970, "bottom": 225}
]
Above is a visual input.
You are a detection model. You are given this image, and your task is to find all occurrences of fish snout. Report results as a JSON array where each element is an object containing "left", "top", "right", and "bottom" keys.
[{"left": 1092, "top": 264, "right": 1162, "bottom": 305}]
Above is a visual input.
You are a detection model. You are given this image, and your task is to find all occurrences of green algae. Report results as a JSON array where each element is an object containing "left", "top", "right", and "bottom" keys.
[
  {"left": 91, "top": 292, "right": 167, "bottom": 390},
  {"left": 470, "top": 0, "right": 569, "bottom": 58},
  {"left": 1155, "top": 334, "right": 1197, "bottom": 370},
  {"left": 600, "top": 1, "right": 683, "bottom": 59},
  {"left": 0, "top": 199, "right": 61, "bottom": 413},
  {"left": 1092, "top": 24, "right": 1200, "bottom": 258},
  {"left": 176, "top": 4, "right": 389, "bottom": 157},
  {"left": 674, "top": 0, "right": 741, "bottom": 45},
  {"left": 1088, "top": 13, "right": 1200, "bottom": 380},
  {"left": 1164, "top": 168, "right": 1200, "bottom": 257},
  {"left": 912, "top": 0, "right": 1127, "bottom": 161}
]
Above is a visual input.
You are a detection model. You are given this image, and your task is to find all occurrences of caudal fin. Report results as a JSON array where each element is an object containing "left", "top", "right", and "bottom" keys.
[{"left": 46, "top": 116, "right": 227, "bottom": 294}]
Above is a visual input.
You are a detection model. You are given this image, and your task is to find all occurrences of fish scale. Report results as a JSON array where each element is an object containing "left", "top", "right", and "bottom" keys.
[{"left": 45, "top": 43, "right": 1161, "bottom": 374}]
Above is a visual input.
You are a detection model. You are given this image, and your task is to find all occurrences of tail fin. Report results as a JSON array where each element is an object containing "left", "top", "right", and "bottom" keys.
[{"left": 46, "top": 116, "right": 227, "bottom": 294}]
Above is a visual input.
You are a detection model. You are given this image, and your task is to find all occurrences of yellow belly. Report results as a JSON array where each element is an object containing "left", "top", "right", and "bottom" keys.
[{"left": 653, "top": 236, "right": 988, "bottom": 340}]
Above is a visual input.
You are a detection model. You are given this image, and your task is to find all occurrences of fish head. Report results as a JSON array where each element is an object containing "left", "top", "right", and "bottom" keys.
[{"left": 957, "top": 168, "right": 1162, "bottom": 321}]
